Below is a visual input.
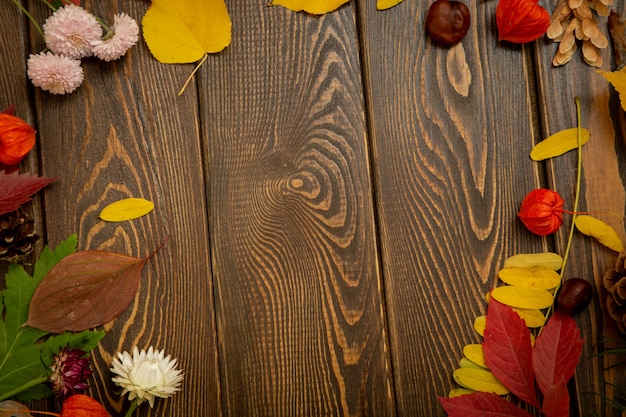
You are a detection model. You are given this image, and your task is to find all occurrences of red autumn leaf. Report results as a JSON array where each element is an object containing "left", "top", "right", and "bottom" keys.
[
  {"left": 25, "top": 250, "right": 151, "bottom": 333},
  {"left": 483, "top": 298, "right": 540, "bottom": 408},
  {"left": 540, "top": 379, "right": 569, "bottom": 417},
  {"left": 437, "top": 392, "right": 534, "bottom": 417},
  {"left": 532, "top": 311, "right": 583, "bottom": 396},
  {"left": 61, "top": 394, "right": 110, "bottom": 417},
  {"left": 496, "top": 0, "right": 550, "bottom": 43},
  {"left": 0, "top": 170, "right": 55, "bottom": 215},
  {"left": 517, "top": 188, "right": 565, "bottom": 236},
  {"left": 1, "top": 104, "right": 15, "bottom": 115}
]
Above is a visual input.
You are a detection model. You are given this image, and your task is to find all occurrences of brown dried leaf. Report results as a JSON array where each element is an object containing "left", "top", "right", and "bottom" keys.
[{"left": 25, "top": 250, "right": 152, "bottom": 332}]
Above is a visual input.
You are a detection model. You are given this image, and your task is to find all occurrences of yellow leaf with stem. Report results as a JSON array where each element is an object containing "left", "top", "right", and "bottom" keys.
[
  {"left": 503, "top": 252, "right": 563, "bottom": 271},
  {"left": 452, "top": 368, "right": 509, "bottom": 394},
  {"left": 99, "top": 198, "right": 154, "bottom": 222},
  {"left": 272, "top": 0, "right": 350, "bottom": 14},
  {"left": 142, "top": 0, "right": 232, "bottom": 95},
  {"left": 462, "top": 344, "right": 487, "bottom": 368},
  {"left": 377, "top": 0, "right": 405, "bottom": 10},
  {"left": 575, "top": 215, "right": 625, "bottom": 252},
  {"left": 448, "top": 388, "right": 474, "bottom": 398},
  {"left": 530, "top": 127, "right": 590, "bottom": 161},
  {"left": 498, "top": 267, "right": 561, "bottom": 290},
  {"left": 598, "top": 67, "right": 626, "bottom": 112},
  {"left": 491, "top": 286, "right": 554, "bottom": 309}
]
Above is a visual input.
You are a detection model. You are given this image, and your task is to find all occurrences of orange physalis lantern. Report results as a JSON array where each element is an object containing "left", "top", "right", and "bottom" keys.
[
  {"left": 0, "top": 113, "right": 36, "bottom": 165},
  {"left": 518, "top": 188, "right": 564, "bottom": 236},
  {"left": 60, "top": 394, "right": 110, "bottom": 417},
  {"left": 495, "top": 0, "right": 550, "bottom": 43}
]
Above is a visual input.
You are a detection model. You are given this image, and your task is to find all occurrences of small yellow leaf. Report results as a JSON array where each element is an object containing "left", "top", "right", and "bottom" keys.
[
  {"left": 377, "top": 0, "right": 405, "bottom": 10},
  {"left": 142, "top": 0, "right": 232, "bottom": 63},
  {"left": 491, "top": 286, "right": 554, "bottom": 309},
  {"left": 598, "top": 67, "right": 626, "bottom": 112},
  {"left": 503, "top": 252, "right": 563, "bottom": 271},
  {"left": 99, "top": 198, "right": 154, "bottom": 222},
  {"left": 452, "top": 368, "right": 509, "bottom": 395},
  {"left": 449, "top": 388, "right": 474, "bottom": 398},
  {"left": 575, "top": 215, "right": 625, "bottom": 252},
  {"left": 511, "top": 307, "right": 546, "bottom": 328},
  {"left": 272, "top": 0, "right": 350, "bottom": 14},
  {"left": 459, "top": 356, "right": 485, "bottom": 369},
  {"left": 473, "top": 315, "right": 486, "bottom": 336},
  {"left": 530, "top": 127, "right": 590, "bottom": 161},
  {"left": 463, "top": 344, "right": 487, "bottom": 368},
  {"left": 498, "top": 267, "right": 561, "bottom": 290}
]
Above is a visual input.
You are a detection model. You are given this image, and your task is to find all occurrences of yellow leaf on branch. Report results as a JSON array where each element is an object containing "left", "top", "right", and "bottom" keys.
[
  {"left": 99, "top": 198, "right": 154, "bottom": 222},
  {"left": 272, "top": 0, "right": 350, "bottom": 14},
  {"left": 503, "top": 252, "right": 563, "bottom": 271},
  {"left": 491, "top": 286, "right": 554, "bottom": 310},
  {"left": 498, "top": 267, "right": 561, "bottom": 290},
  {"left": 598, "top": 67, "right": 626, "bottom": 112},
  {"left": 377, "top": 0, "right": 405, "bottom": 10},
  {"left": 452, "top": 368, "right": 509, "bottom": 395},
  {"left": 462, "top": 344, "right": 487, "bottom": 368},
  {"left": 530, "top": 127, "right": 590, "bottom": 161},
  {"left": 142, "top": 0, "right": 232, "bottom": 94},
  {"left": 575, "top": 215, "right": 625, "bottom": 252}
]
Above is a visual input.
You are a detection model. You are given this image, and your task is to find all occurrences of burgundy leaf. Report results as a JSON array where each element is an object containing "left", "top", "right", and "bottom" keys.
[
  {"left": 1, "top": 104, "right": 15, "bottom": 115},
  {"left": 0, "top": 170, "right": 55, "bottom": 215},
  {"left": 483, "top": 298, "right": 540, "bottom": 408},
  {"left": 25, "top": 250, "right": 150, "bottom": 333},
  {"left": 438, "top": 392, "right": 534, "bottom": 417},
  {"left": 540, "top": 379, "right": 569, "bottom": 417},
  {"left": 532, "top": 311, "right": 583, "bottom": 395}
]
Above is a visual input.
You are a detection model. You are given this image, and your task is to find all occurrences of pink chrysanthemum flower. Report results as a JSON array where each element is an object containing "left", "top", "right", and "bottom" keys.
[
  {"left": 92, "top": 13, "right": 139, "bottom": 62},
  {"left": 49, "top": 346, "right": 93, "bottom": 400},
  {"left": 43, "top": 4, "right": 102, "bottom": 59},
  {"left": 27, "top": 52, "right": 84, "bottom": 95}
]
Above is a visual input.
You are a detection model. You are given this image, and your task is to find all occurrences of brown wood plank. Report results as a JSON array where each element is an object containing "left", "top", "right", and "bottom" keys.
[
  {"left": 535, "top": 3, "right": 626, "bottom": 415},
  {"left": 199, "top": 2, "right": 394, "bottom": 416},
  {"left": 19, "top": 1, "right": 220, "bottom": 415},
  {"left": 357, "top": 0, "right": 550, "bottom": 415}
]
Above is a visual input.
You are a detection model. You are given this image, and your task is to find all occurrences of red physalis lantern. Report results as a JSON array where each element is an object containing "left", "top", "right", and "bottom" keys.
[
  {"left": 518, "top": 188, "right": 565, "bottom": 236},
  {"left": 496, "top": 0, "right": 550, "bottom": 43}
]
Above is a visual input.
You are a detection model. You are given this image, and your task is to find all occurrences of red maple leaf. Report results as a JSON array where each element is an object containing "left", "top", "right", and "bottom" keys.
[
  {"left": 438, "top": 392, "right": 534, "bottom": 417},
  {"left": 532, "top": 311, "right": 583, "bottom": 396},
  {"left": 0, "top": 170, "right": 55, "bottom": 215},
  {"left": 483, "top": 298, "right": 540, "bottom": 408}
]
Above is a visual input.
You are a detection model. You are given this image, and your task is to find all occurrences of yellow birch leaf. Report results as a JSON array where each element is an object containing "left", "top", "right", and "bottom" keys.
[
  {"left": 498, "top": 267, "right": 561, "bottom": 290},
  {"left": 491, "top": 286, "right": 554, "bottom": 309},
  {"left": 142, "top": 0, "right": 232, "bottom": 63},
  {"left": 598, "top": 67, "right": 626, "bottom": 112},
  {"left": 452, "top": 368, "right": 509, "bottom": 395},
  {"left": 530, "top": 127, "right": 590, "bottom": 161},
  {"left": 462, "top": 344, "right": 487, "bottom": 368},
  {"left": 272, "top": 0, "right": 350, "bottom": 14},
  {"left": 511, "top": 307, "right": 546, "bottom": 328},
  {"left": 473, "top": 315, "right": 486, "bottom": 336},
  {"left": 449, "top": 388, "right": 474, "bottom": 398},
  {"left": 459, "top": 357, "right": 485, "bottom": 369},
  {"left": 377, "top": 0, "right": 405, "bottom": 10},
  {"left": 99, "top": 198, "right": 154, "bottom": 222},
  {"left": 575, "top": 215, "right": 625, "bottom": 252},
  {"left": 503, "top": 252, "right": 563, "bottom": 271}
]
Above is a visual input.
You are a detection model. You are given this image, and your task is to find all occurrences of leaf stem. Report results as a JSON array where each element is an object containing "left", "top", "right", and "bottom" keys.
[
  {"left": 178, "top": 53, "right": 208, "bottom": 96},
  {"left": 0, "top": 376, "right": 49, "bottom": 402},
  {"left": 123, "top": 398, "right": 139, "bottom": 417},
  {"left": 10, "top": 0, "right": 46, "bottom": 42}
]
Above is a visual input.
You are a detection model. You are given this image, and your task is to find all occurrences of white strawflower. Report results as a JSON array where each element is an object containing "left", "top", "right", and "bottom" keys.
[
  {"left": 111, "top": 346, "right": 183, "bottom": 408},
  {"left": 92, "top": 13, "right": 139, "bottom": 61},
  {"left": 43, "top": 4, "right": 102, "bottom": 59}
]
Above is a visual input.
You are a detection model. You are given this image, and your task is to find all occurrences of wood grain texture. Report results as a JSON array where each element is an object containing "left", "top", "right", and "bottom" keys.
[
  {"left": 199, "top": 2, "right": 394, "bottom": 417},
  {"left": 357, "top": 0, "right": 551, "bottom": 415},
  {"left": 534, "top": 2, "right": 626, "bottom": 414}
]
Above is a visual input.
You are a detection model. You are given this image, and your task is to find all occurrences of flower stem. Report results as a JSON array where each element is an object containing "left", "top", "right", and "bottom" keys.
[
  {"left": 10, "top": 0, "right": 46, "bottom": 42},
  {"left": 123, "top": 399, "right": 139, "bottom": 417},
  {"left": 0, "top": 376, "right": 49, "bottom": 402}
]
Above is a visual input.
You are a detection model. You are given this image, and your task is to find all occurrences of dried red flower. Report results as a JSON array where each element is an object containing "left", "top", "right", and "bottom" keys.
[
  {"left": 49, "top": 346, "right": 93, "bottom": 400},
  {"left": 518, "top": 188, "right": 565, "bottom": 235},
  {"left": 0, "top": 114, "right": 36, "bottom": 165},
  {"left": 60, "top": 394, "right": 110, "bottom": 417},
  {"left": 496, "top": 0, "right": 550, "bottom": 43}
]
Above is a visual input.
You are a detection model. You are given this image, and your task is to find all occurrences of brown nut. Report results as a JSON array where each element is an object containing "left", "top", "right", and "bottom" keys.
[
  {"left": 425, "top": 0, "right": 471, "bottom": 46},
  {"left": 557, "top": 278, "right": 593, "bottom": 316}
]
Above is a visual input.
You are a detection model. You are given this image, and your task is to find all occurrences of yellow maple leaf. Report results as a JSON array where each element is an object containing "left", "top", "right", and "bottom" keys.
[
  {"left": 598, "top": 67, "right": 626, "bottom": 112},
  {"left": 272, "top": 0, "right": 350, "bottom": 14},
  {"left": 142, "top": 0, "right": 232, "bottom": 94}
]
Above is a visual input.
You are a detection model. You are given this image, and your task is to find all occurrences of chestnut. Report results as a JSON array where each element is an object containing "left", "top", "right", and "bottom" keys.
[
  {"left": 557, "top": 278, "right": 593, "bottom": 316},
  {"left": 425, "top": 0, "right": 471, "bottom": 46}
]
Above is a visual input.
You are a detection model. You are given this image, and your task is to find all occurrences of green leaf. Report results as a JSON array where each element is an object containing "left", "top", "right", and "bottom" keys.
[{"left": 0, "top": 235, "right": 88, "bottom": 402}]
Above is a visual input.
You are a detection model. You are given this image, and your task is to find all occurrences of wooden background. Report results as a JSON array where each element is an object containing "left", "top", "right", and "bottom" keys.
[{"left": 1, "top": 0, "right": 625, "bottom": 415}]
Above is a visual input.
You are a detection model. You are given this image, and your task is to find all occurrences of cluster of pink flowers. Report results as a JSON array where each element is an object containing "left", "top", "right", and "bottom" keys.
[{"left": 26, "top": 4, "right": 139, "bottom": 95}]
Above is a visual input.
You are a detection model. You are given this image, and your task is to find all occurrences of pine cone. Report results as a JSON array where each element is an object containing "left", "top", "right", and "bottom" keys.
[
  {"left": 0, "top": 210, "right": 40, "bottom": 262},
  {"left": 603, "top": 250, "right": 626, "bottom": 333}
]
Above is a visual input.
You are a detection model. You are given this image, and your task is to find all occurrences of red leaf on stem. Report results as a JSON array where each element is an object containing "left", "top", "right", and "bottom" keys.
[
  {"left": 532, "top": 311, "right": 583, "bottom": 395},
  {"left": 483, "top": 298, "right": 540, "bottom": 408},
  {"left": 437, "top": 392, "right": 534, "bottom": 417},
  {"left": 540, "top": 379, "right": 569, "bottom": 417},
  {"left": 0, "top": 170, "right": 55, "bottom": 215}
]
